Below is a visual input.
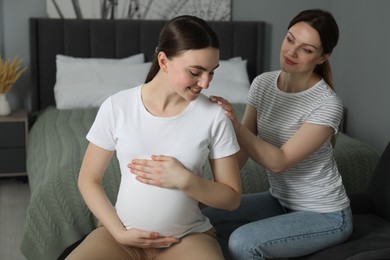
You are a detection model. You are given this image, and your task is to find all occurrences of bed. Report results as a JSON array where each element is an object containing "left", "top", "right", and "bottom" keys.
[{"left": 21, "top": 18, "right": 267, "bottom": 259}]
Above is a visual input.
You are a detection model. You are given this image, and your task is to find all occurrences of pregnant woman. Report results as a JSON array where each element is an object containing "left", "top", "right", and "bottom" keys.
[{"left": 66, "top": 15, "right": 241, "bottom": 260}]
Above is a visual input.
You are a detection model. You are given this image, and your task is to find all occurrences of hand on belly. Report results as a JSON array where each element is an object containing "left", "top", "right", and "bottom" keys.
[{"left": 116, "top": 175, "right": 201, "bottom": 237}]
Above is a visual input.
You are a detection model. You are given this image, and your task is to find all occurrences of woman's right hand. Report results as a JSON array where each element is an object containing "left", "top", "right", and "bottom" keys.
[
  {"left": 115, "top": 228, "right": 180, "bottom": 248},
  {"left": 209, "top": 96, "right": 238, "bottom": 124}
]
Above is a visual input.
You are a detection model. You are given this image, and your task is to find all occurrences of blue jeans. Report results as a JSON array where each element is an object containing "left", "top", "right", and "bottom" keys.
[{"left": 202, "top": 192, "right": 353, "bottom": 260}]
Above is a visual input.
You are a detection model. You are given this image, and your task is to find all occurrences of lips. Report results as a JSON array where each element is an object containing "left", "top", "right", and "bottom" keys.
[
  {"left": 284, "top": 56, "right": 297, "bottom": 65},
  {"left": 189, "top": 86, "right": 201, "bottom": 95}
]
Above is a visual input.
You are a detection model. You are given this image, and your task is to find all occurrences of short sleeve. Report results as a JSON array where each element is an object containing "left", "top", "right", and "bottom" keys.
[
  {"left": 208, "top": 108, "right": 240, "bottom": 159},
  {"left": 306, "top": 95, "right": 343, "bottom": 134},
  {"left": 86, "top": 97, "right": 117, "bottom": 150}
]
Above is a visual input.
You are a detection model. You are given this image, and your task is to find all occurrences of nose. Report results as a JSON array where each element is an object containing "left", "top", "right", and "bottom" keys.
[
  {"left": 287, "top": 46, "right": 298, "bottom": 57},
  {"left": 197, "top": 75, "right": 211, "bottom": 89}
]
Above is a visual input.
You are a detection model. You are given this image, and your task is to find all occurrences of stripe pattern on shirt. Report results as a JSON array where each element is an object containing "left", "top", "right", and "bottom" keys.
[{"left": 247, "top": 70, "right": 349, "bottom": 213}]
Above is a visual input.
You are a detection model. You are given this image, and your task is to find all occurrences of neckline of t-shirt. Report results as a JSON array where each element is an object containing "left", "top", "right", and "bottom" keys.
[
  {"left": 138, "top": 84, "right": 196, "bottom": 120},
  {"left": 274, "top": 70, "right": 325, "bottom": 97}
]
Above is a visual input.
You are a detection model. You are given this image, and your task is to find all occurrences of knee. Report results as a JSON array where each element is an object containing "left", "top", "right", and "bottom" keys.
[
  {"left": 228, "top": 229, "right": 243, "bottom": 252},
  {"left": 228, "top": 228, "right": 262, "bottom": 260}
]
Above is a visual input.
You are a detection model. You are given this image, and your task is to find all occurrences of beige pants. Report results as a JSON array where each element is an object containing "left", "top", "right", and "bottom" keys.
[{"left": 66, "top": 227, "right": 224, "bottom": 260}]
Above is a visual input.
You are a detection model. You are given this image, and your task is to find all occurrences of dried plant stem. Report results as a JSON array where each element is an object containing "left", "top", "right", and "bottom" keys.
[{"left": 0, "top": 57, "right": 27, "bottom": 94}]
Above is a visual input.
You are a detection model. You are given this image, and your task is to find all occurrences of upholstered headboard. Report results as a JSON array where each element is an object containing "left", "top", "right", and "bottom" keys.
[{"left": 29, "top": 18, "right": 266, "bottom": 112}]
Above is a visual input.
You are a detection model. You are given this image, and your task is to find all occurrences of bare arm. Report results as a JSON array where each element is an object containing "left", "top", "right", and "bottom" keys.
[
  {"left": 235, "top": 119, "right": 333, "bottom": 173},
  {"left": 79, "top": 143, "right": 179, "bottom": 247},
  {"left": 187, "top": 154, "right": 242, "bottom": 210},
  {"left": 213, "top": 98, "right": 334, "bottom": 173},
  {"left": 78, "top": 143, "right": 122, "bottom": 235},
  {"left": 235, "top": 104, "right": 257, "bottom": 168}
]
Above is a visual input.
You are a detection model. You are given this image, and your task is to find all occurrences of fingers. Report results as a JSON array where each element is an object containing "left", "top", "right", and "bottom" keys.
[
  {"left": 144, "top": 233, "right": 180, "bottom": 247},
  {"left": 128, "top": 229, "right": 180, "bottom": 248},
  {"left": 128, "top": 158, "right": 156, "bottom": 175},
  {"left": 130, "top": 155, "right": 167, "bottom": 166},
  {"left": 139, "top": 230, "right": 180, "bottom": 247},
  {"left": 128, "top": 159, "right": 163, "bottom": 186},
  {"left": 210, "top": 95, "right": 233, "bottom": 110},
  {"left": 209, "top": 95, "right": 225, "bottom": 102},
  {"left": 129, "top": 166, "right": 158, "bottom": 185},
  {"left": 151, "top": 154, "right": 168, "bottom": 161},
  {"left": 210, "top": 96, "right": 236, "bottom": 122},
  {"left": 128, "top": 155, "right": 185, "bottom": 189}
]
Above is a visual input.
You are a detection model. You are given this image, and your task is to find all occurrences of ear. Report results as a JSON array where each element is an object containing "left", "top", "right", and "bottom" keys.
[
  {"left": 157, "top": 52, "right": 169, "bottom": 72},
  {"left": 319, "top": 53, "right": 331, "bottom": 65}
]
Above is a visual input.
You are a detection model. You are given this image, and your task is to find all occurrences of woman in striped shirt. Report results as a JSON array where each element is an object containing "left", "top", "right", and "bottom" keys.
[{"left": 205, "top": 9, "right": 352, "bottom": 260}]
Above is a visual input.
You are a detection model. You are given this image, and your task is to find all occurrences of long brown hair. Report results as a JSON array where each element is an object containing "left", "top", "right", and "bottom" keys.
[
  {"left": 288, "top": 9, "right": 339, "bottom": 90},
  {"left": 145, "top": 15, "right": 219, "bottom": 83},
  {"left": 288, "top": 9, "right": 340, "bottom": 146}
]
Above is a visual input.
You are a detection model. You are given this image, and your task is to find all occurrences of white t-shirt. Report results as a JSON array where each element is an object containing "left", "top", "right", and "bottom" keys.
[{"left": 87, "top": 85, "right": 239, "bottom": 237}]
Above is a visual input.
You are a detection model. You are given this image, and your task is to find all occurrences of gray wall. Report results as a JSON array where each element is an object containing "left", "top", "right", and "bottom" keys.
[
  {"left": 0, "top": 0, "right": 4, "bottom": 56},
  {"left": 232, "top": 0, "right": 390, "bottom": 154},
  {"left": 2, "top": 0, "right": 389, "bottom": 153},
  {"left": 2, "top": 0, "right": 46, "bottom": 109}
]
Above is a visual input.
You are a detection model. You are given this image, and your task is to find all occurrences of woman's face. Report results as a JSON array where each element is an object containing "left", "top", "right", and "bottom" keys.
[
  {"left": 163, "top": 47, "right": 219, "bottom": 101},
  {"left": 280, "top": 21, "right": 329, "bottom": 74}
]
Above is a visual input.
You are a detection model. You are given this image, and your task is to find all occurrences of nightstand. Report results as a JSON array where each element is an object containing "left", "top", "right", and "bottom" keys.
[{"left": 0, "top": 109, "right": 28, "bottom": 177}]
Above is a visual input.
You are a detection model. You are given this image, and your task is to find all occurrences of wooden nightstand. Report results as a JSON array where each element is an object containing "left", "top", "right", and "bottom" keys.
[{"left": 0, "top": 109, "right": 28, "bottom": 177}]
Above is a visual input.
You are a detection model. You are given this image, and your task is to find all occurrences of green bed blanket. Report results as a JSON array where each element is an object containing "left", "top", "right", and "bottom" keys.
[
  {"left": 21, "top": 105, "right": 379, "bottom": 260},
  {"left": 20, "top": 107, "right": 117, "bottom": 259}
]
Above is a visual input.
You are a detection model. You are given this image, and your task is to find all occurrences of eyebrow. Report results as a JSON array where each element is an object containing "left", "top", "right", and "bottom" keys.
[
  {"left": 190, "top": 64, "right": 220, "bottom": 71},
  {"left": 287, "top": 31, "right": 320, "bottom": 50}
]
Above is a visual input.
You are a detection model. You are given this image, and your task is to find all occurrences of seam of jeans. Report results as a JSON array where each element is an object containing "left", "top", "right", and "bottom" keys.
[{"left": 259, "top": 209, "right": 349, "bottom": 247}]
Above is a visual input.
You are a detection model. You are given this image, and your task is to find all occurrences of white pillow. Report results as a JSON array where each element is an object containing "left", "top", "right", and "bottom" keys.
[
  {"left": 205, "top": 79, "right": 249, "bottom": 103},
  {"left": 213, "top": 57, "right": 250, "bottom": 85},
  {"left": 54, "top": 54, "right": 151, "bottom": 109},
  {"left": 56, "top": 53, "right": 145, "bottom": 65},
  {"left": 203, "top": 57, "right": 250, "bottom": 103}
]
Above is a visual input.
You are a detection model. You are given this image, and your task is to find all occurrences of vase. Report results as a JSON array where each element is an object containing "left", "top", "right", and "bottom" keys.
[{"left": 0, "top": 94, "right": 11, "bottom": 116}]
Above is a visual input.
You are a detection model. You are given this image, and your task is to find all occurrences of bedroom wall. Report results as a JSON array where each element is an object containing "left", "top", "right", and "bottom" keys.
[
  {"left": 1, "top": 0, "right": 46, "bottom": 110},
  {"left": 1, "top": 0, "right": 389, "bottom": 154},
  {"left": 0, "top": 0, "right": 4, "bottom": 56},
  {"left": 232, "top": 0, "right": 390, "bottom": 154}
]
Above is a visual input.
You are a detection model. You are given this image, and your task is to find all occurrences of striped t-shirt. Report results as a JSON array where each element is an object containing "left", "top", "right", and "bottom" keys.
[{"left": 247, "top": 70, "right": 349, "bottom": 213}]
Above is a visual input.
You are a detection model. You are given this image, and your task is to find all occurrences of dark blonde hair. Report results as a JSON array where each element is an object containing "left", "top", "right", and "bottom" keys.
[
  {"left": 145, "top": 15, "right": 219, "bottom": 83},
  {"left": 288, "top": 9, "right": 339, "bottom": 90}
]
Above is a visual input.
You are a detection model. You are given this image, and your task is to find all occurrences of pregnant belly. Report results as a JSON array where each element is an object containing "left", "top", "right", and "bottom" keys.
[{"left": 115, "top": 175, "right": 203, "bottom": 237}]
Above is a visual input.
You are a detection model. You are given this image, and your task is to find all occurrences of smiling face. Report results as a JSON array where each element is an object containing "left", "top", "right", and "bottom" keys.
[
  {"left": 162, "top": 47, "right": 219, "bottom": 101},
  {"left": 280, "top": 21, "right": 329, "bottom": 75}
]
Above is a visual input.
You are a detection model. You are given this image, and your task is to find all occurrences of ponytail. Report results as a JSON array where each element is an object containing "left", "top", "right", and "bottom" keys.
[{"left": 315, "top": 60, "right": 334, "bottom": 90}]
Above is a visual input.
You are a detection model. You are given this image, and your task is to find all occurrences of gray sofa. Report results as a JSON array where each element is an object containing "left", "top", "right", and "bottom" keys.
[{"left": 298, "top": 141, "right": 390, "bottom": 260}]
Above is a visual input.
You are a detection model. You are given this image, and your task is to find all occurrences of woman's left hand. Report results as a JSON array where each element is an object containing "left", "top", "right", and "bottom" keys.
[{"left": 128, "top": 155, "right": 190, "bottom": 189}]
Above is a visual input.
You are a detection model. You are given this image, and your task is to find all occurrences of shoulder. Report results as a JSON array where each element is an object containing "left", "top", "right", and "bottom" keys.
[
  {"left": 106, "top": 86, "right": 140, "bottom": 108},
  {"left": 248, "top": 70, "right": 280, "bottom": 101},
  {"left": 98, "top": 86, "right": 140, "bottom": 114},
  {"left": 192, "top": 94, "right": 228, "bottom": 123},
  {"left": 316, "top": 81, "right": 343, "bottom": 108},
  {"left": 110, "top": 86, "right": 139, "bottom": 101},
  {"left": 196, "top": 94, "right": 224, "bottom": 113},
  {"left": 308, "top": 81, "right": 344, "bottom": 124}
]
